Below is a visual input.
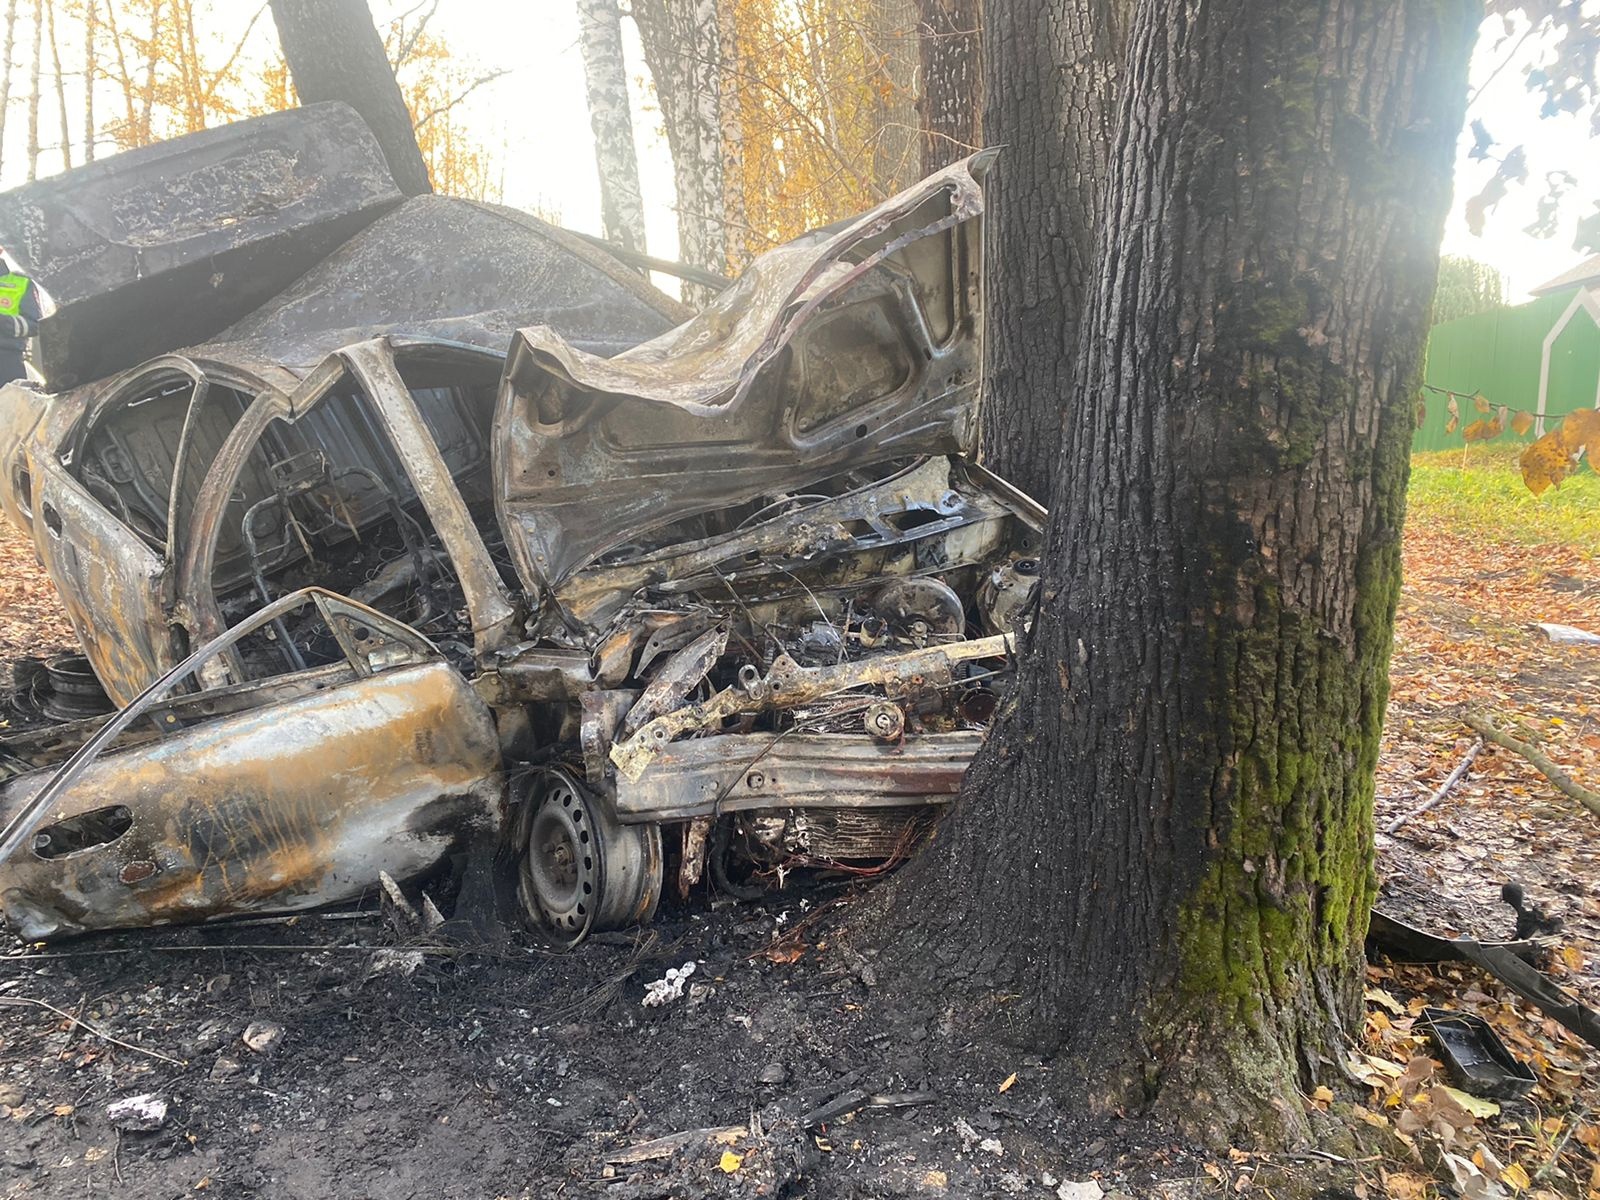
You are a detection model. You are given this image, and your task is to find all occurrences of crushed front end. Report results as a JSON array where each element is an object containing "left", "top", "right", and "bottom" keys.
[{"left": 487, "top": 155, "right": 1041, "bottom": 942}]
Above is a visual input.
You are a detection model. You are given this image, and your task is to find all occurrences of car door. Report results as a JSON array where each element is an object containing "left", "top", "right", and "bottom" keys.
[{"left": 0, "top": 588, "right": 503, "bottom": 940}]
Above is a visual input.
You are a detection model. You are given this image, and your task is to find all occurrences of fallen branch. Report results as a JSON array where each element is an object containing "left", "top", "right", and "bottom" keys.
[
  {"left": 1384, "top": 739, "right": 1483, "bottom": 833},
  {"left": 1464, "top": 713, "right": 1600, "bottom": 818},
  {"left": 0, "top": 995, "right": 186, "bottom": 1067}
]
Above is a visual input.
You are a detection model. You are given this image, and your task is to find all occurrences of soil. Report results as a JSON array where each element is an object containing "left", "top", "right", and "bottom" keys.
[{"left": 2, "top": 887, "right": 1211, "bottom": 1200}]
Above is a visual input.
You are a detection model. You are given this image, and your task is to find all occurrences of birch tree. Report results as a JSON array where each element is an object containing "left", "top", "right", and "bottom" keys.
[
  {"left": 0, "top": 0, "right": 17, "bottom": 172},
  {"left": 577, "top": 0, "right": 647, "bottom": 255},
  {"left": 26, "top": 0, "right": 40, "bottom": 179},
  {"left": 79, "top": 0, "right": 93, "bottom": 161},
  {"left": 633, "top": 0, "right": 726, "bottom": 300},
  {"left": 44, "top": 0, "right": 68, "bottom": 168}
]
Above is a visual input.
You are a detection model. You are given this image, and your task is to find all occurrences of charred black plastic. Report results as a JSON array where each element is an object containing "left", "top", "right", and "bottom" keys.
[{"left": 1420, "top": 1007, "right": 1537, "bottom": 1100}]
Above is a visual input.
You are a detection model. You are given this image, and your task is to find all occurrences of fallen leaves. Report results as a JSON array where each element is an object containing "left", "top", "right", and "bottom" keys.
[
  {"left": 0, "top": 522, "right": 75, "bottom": 665},
  {"left": 1520, "top": 407, "right": 1600, "bottom": 495}
]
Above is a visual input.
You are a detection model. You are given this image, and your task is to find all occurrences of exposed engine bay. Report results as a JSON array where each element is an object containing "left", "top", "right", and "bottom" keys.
[{"left": 491, "top": 454, "right": 1042, "bottom": 942}]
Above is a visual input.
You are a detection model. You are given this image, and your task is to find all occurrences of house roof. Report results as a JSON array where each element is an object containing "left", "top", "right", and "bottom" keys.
[{"left": 1531, "top": 253, "right": 1600, "bottom": 297}]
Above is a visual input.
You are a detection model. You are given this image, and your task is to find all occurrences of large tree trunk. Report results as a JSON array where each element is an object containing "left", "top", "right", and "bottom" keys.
[
  {"left": 268, "top": 0, "right": 432, "bottom": 196},
  {"left": 633, "top": 0, "right": 726, "bottom": 303},
  {"left": 578, "top": 0, "right": 648, "bottom": 255},
  {"left": 974, "top": 0, "right": 1126, "bottom": 504},
  {"left": 866, "top": 0, "right": 1476, "bottom": 1144},
  {"left": 916, "top": 0, "right": 981, "bottom": 174}
]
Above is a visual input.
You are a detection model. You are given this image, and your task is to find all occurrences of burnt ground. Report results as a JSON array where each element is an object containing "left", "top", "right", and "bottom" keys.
[
  {"left": 3, "top": 506, "right": 1600, "bottom": 1197},
  {"left": 2, "top": 888, "right": 1220, "bottom": 1200}
]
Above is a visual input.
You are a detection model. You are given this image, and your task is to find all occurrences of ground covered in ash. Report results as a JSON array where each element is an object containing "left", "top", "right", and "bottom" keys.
[{"left": 2, "top": 889, "right": 1216, "bottom": 1200}]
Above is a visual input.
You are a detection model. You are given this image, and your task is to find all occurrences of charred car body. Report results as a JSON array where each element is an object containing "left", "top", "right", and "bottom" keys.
[{"left": 0, "top": 107, "right": 1038, "bottom": 943}]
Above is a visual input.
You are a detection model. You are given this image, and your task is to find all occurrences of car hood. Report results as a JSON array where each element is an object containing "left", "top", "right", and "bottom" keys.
[{"left": 492, "top": 153, "right": 992, "bottom": 596}]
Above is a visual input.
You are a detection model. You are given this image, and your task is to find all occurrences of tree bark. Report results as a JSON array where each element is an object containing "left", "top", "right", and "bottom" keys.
[
  {"left": 44, "top": 0, "right": 67, "bottom": 169},
  {"left": 81, "top": 0, "right": 95, "bottom": 162},
  {"left": 578, "top": 0, "right": 648, "bottom": 255},
  {"left": 97, "top": 0, "right": 137, "bottom": 150},
  {"left": 268, "top": 0, "right": 433, "bottom": 196},
  {"left": 865, "top": 0, "right": 1477, "bottom": 1144},
  {"left": 974, "top": 0, "right": 1126, "bottom": 505},
  {"left": 633, "top": 0, "right": 726, "bottom": 302},
  {"left": 0, "top": 0, "right": 17, "bottom": 173},
  {"left": 138, "top": 1, "right": 159, "bottom": 145},
  {"left": 868, "top": 0, "right": 922, "bottom": 194},
  {"left": 26, "top": 0, "right": 40, "bottom": 179},
  {"left": 916, "top": 0, "right": 980, "bottom": 174}
]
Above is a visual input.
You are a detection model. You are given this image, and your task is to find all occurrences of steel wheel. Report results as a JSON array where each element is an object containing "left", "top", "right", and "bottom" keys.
[{"left": 515, "top": 769, "right": 662, "bottom": 947}]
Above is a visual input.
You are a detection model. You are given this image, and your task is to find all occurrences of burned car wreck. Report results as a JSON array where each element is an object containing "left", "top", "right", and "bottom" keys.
[{"left": 0, "top": 107, "right": 1038, "bottom": 943}]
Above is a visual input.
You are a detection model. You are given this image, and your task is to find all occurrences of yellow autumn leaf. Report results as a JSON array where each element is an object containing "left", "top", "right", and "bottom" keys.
[
  {"left": 1437, "top": 1085, "right": 1500, "bottom": 1118},
  {"left": 1500, "top": 1161, "right": 1531, "bottom": 1191},
  {"left": 999, "top": 1072, "right": 1017, "bottom": 1093},
  {"left": 1310, "top": 1085, "right": 1334, "bottom": 1107},
  {"left": 1463, "top": 418, "right": 1498, "bottom": 442},
  {"left": 1364, "top": 986, "right": 1405, "bottom": 1015},
  {"left": 1382, "top": 1170, "right": 1430, "bottom": 1200},
  {"left": 1521, "top": 432, "right": 1573, "bottom": 495},
  {"left": 1473, "top": 392, "right": 1492, "bottom": 413},
  {"left": 1558, "top": 407, "right": 1600, "bottom": 459},
  {"left": 719, "top": 1150, "right": 744, "bottom": 1174},
  {"left": 1511, "top": 409, "right": 1535, "bottom": 437}
]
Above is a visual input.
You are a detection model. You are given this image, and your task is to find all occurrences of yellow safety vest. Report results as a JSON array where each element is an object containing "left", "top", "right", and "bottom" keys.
[{"left": 0, "top": 273, "right": 30, "bottom": 318}]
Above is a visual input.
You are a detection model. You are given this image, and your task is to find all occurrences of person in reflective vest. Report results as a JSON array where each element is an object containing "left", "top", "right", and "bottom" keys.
[{"left": 0, "top": 247, "right": 41, "bottom": 386}]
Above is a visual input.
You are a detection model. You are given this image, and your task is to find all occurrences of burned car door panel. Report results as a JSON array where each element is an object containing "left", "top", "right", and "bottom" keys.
[
  {"left": 0, "top": 590, "right": 502, "bottom": 941},
  {"left": 175, "top": 341, "right": 516, "bottom": 680},
  {"left": 0, "top": 145, "right": 1032, "bottom": 943},
  {"left": 31, "top": 461, "right": 172, "bottom": 707}
]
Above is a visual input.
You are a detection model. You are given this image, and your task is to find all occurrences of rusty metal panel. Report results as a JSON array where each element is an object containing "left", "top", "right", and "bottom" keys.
[
  {"left": 612, "top": 731, "right": 982, "bottom": 821},
  {"left": 0, "top": 661, "right": 502, "bottom": 940}
]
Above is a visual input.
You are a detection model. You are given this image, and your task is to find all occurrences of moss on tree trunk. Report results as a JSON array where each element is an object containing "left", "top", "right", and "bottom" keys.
[{"left": 860, "top": 0, "right": 1480, "bottom": 1145}]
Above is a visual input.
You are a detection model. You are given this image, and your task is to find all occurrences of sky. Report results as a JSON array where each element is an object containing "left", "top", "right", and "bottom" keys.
[{"left": 0, "top": 2, "right": 1595, "bottom": 302}]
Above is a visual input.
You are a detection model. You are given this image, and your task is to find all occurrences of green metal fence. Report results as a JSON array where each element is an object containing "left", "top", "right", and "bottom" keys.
[{"left": 1418, "top": 288, "right": 1600, "bottom": 452}]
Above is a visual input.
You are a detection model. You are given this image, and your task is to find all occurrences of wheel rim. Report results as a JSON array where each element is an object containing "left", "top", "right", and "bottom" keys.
[
  {"left": 522, "top": 779, "right": 599, "bottom": 939},
  {"left": 517, "top": 770, "right": 662, "bottom": 947}
]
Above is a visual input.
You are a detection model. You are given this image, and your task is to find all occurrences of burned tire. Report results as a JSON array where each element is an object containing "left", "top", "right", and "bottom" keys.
[{"left": 513, "top": 768, "right": 661, "bottom": 947}]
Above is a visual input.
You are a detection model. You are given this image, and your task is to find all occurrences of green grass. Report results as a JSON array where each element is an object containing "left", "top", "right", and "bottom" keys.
[{"left": 1407, "top": 444, "right": 1600, "bottom": 553}]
